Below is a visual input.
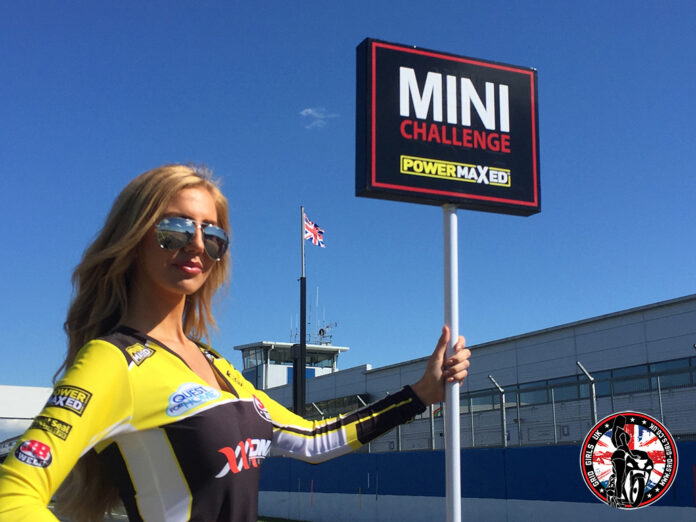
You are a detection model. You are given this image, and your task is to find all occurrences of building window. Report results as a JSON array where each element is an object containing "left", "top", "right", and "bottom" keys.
[
  {"left": 584, "top": 370, "right": 611, "bottom": 398},
  {"left": 650, "top": 359, "right": 688, "bottom": 373},
  {"left": 243, "top": 347, "right": 265, "bottom": 369},
  {"left": 518, "top": 383, "right": 548, "bottom": 406},
  {"left": 549, "top": 376, "right": 579, "bottom": 401},
  {"left": 650, "top": 359, "right": 692, "bottom": 389},
  {"left": 613, "top": 364, "right": 648, "bottom": 378},
  {"left": 470, "top": 393, "right": 494, "bottom": 412},
  {"left": 612, "top": 364, "right": 650, "bottom": 395}
]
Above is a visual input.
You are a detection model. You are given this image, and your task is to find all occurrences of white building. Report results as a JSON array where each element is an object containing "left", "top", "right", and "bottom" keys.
[{"left": 0, "top": 385, "right": 52, "bottom": 461}]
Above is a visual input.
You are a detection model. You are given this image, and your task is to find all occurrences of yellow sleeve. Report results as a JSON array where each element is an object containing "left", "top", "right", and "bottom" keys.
[
  {"left": 222, "top": 364, "right": 425, "bottom": 464},
  {"left": 0, "top": 340, "right": 133, "bottom": 521}
]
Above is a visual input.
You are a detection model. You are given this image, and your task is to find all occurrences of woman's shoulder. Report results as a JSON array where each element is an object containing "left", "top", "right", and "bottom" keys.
[
  {"left": 55, "top": 332, "right": 136, "bottom": 399},
  {"left": 87, "top": 325, "right": 157, "bottom": 367},
  {"left": 60, "top": 328, "right": 150, "bottom": 378}
]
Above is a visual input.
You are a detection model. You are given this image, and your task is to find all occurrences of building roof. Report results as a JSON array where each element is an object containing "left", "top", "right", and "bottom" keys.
[{"left": 234, "top": 341, "right": 349, "bottom": 355}]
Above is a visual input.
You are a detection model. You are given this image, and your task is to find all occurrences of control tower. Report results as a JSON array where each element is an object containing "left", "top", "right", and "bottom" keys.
[{"left": 234, "top": 341, "right": 349, "bottom": 390}]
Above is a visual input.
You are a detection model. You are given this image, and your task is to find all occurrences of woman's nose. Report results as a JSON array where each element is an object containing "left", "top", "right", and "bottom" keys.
[{"left": 184, "top": 225, "right": 206, "bottom": 255}]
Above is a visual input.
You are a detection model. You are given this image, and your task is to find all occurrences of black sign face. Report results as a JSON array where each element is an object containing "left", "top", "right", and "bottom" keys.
[{"left": 356, "top": 38, "right": 540, "bottom": 216}]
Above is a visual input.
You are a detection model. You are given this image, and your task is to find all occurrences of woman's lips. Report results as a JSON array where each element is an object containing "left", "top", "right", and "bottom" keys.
[{"left": 175, "top": 260, "right": 203, "bottom": 275}]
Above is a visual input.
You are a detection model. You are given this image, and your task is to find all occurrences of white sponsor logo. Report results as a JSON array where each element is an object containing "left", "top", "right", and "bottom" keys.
[
  {"left": 215, "top": 438, "right": 272, "bottom": 478},
  {"left": 126, "top": 344, "right": 155, "bottom": 366},
  {"left": 166, "top": 383, "right": 221, "bottom": 417}
]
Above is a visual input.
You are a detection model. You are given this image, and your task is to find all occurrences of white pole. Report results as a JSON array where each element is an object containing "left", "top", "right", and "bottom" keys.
[{"left": 443, "top": 204, "right": 461, "bottom": 522}]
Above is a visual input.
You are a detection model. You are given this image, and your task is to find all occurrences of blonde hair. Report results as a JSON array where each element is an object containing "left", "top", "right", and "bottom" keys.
[{"left": 54, "top": 164, "right": 231, "bottom": 521}]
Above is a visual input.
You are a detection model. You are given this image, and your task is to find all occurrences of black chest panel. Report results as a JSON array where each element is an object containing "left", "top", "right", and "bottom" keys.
[{"left": 102, "top": 400, "right": 273, "bottom": 522}]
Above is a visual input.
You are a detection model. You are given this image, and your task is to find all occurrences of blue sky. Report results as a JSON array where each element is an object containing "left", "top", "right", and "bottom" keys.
[{"left": 1, "top": 1, "right": 695, "bottom": 388}]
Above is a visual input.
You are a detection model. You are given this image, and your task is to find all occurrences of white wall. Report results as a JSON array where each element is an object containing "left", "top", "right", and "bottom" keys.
[{"left": 0, "top": 385, "right": 52, "bottom": 443}]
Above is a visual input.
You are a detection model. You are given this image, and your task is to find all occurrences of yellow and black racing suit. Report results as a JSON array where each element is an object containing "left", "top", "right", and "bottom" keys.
[{"left": 0, "top": 326, "right": 425, "bottom": 521}]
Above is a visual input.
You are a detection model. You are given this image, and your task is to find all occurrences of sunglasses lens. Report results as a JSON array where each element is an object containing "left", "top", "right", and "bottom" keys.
[
  {"left": 156, "top": 217, "right": 228, "bottom": 260},
  {"left": 156, "top": 218, "right": 194, "bottom": 250},
  {"left": 203, "top": 226, "right": 228, "bottom": 260}
]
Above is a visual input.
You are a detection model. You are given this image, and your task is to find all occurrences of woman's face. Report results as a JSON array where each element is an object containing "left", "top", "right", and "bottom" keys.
[{"left": 132, "top": 186, "right": 220, "bottom": 302}]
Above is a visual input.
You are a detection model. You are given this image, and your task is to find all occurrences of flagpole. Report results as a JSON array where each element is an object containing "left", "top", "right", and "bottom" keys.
[
  {"left": 294, "top": 206, "right": 307, "bottom": 414},
  {"left": 301, "top": 206, "right": 306, "bottom": 279},
  {"left": 443, "top": 204, "right": 461, "bottom": 522}
]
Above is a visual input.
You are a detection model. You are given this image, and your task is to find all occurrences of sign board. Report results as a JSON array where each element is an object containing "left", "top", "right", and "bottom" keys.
[{"left": 356, "top": 38, "right": 540, "bottom": 216}]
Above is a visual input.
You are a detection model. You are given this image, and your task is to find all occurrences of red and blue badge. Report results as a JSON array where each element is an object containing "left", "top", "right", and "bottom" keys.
[
  {"left": 253, "top": 395, "right": 272, "bottom": 422},
  {"left": 15, "top": 439, "right": 53, "bottom": 468}
]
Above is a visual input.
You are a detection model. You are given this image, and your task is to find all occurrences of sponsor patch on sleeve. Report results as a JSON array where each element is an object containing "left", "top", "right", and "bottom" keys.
[
  {"left": 15, "top": 439, "right": 53, "bottom": 468},
  {"left": 30, "top": 415, "right": 73, "bottom": 441},
  {"left": 253, "top": 395, "right": 272, "bottom": 422},
  {"left": 126, "top": 343, "right": 155, "bottom": 366},
  {"left": 45, "top": 385, "right": 92, "bottom": 416}
]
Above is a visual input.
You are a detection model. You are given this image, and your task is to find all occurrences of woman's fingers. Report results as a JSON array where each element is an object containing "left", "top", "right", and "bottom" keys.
[{"left": 443, "top": 336, "right": 470, "bottom": 383}]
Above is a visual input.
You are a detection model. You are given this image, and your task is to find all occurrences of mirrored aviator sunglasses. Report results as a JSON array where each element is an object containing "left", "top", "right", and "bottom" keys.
[{"left": 155, "top": 217, "right": 229, "bottom": 261}]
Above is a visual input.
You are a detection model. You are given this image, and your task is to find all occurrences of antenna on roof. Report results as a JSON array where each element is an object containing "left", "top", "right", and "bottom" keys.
[
  {"left": 316, "top": 322, "right": 338, "bottom": 345},
  {"left": 290, "top": 287, "right": 338, "bottom": 344}
]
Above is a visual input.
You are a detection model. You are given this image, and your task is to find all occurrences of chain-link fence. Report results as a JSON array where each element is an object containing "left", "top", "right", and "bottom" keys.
[{"left": 365, "top": 359, "right": 696, "bottom": 452}]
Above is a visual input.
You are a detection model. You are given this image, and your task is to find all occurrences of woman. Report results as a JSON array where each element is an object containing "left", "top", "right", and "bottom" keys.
[{"left": 0, "top": 164, "right": 470, "bottom": 521}]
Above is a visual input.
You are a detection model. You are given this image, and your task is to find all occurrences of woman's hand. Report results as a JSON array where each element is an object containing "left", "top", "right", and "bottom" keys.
[{"left": 410, "top": 326, "right": 470, "bottom": 406}]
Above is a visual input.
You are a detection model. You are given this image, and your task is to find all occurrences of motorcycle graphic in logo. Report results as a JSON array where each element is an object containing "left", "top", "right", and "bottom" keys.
[{"left": 580, "top": 412, "right": 678, "bottom": 509}]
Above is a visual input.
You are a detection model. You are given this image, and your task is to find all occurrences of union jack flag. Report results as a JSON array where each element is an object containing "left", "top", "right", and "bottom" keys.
[{"left": 304, "top": 214, "right": 325, "bottom": 248}]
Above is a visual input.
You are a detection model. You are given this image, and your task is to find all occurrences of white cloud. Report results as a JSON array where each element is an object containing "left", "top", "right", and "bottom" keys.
[{"left": 300, "top": 107, "right": 339, "bottom": 129}]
